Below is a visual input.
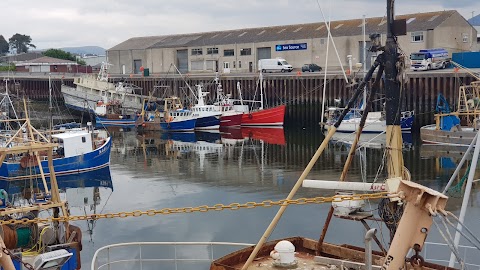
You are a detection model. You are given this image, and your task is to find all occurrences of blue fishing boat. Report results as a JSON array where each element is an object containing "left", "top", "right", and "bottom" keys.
[
  {"left": 190, "top": 84, "right": 222, "bottom": 130},
  {"left": 160, "top": 109, "right": 197, "bottom": 131},
  {"left": 159, "top": 97, "right": 197, "bottom": 132},
  {"left": 0, "top": 130, "right": 111, "bottom": 181}
]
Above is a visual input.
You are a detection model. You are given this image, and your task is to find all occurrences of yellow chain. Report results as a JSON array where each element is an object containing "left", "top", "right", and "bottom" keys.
[{"left": 0, "top": 192, "right": 392, "bottom": 225}]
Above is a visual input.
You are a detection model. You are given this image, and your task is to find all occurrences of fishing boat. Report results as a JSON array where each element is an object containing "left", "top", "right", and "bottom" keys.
[
  {"left": 94, "top": 99, "right": 138, "bottom": 127},
  {"left": 239, "top": 72, "right": 286, "bottom": 126},
  {"left": 135, "top": 98, "right": 163, "bottom": 132},
  {"left": 0, "top": 119, "right": 82, "bottom": 270},
  {"left": 325, "top": 108, "right": 414, "bottom": 133},
  {"left": 190, "top": 85, "right": 222, "bottom": 130},
  {"left": 0, "top": 101, "right": 111, "bottom": 181},
  {"left": 213, "top": 76, "right": 243, "bottom": 127},
  {"left": 61, "top": 62, "right": 150, "bottom": 113},
  {"left": 420, "top": 80, "right": 480, "bottom": 146},
  {"left": 331, "top": 131, "right": 413, "bottom": 150},
  {"left": 90, "top": 1, "right": 478, "bottom": 269},
  {"left": 159, "top": 97, "right": 196, "bottom": 132}
]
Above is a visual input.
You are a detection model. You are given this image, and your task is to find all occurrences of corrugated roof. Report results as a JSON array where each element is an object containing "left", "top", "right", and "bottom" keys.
[
  {"left": 16, "top": 56, "right": 78, "bottom": 66},
  {"left": 109, "top": 10, "right": 458, "bottom": 51}
]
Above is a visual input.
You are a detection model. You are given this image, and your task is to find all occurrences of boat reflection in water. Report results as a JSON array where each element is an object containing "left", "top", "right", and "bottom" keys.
[
  {"left": 0, "top": 166, "right": 113, "bottom": 242},
  {"left": 221, "top": 127, "right": 286, "bottom": 146}
]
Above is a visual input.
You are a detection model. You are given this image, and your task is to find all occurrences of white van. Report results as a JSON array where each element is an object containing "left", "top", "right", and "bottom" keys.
[{"left": 258, "top": 58, "right": 293, "bottom": 73}]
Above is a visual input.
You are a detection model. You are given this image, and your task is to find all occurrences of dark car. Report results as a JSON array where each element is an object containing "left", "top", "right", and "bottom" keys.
[{"left": 302, "top": 63, "right": 322, "bottom": 72}]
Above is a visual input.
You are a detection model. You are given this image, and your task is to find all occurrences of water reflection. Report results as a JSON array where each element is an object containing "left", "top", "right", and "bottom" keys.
[
  {"left": 0, "top": 166, "right": 113, "bottom": 242},
  {"left": 88, "top": 127, "right": 480, "bottom": 268}
]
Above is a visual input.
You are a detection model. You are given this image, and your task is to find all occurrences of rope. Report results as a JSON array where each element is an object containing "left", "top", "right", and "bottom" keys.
[{"left": 378, "top": 198, "right": 403, "bottom": 241}]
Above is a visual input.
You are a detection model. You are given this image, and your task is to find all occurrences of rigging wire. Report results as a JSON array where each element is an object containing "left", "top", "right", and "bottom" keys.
[
  {"left": 432, "top": 216, "right": 465, "bottom": 269},
  {"left": 443, "top": 212, "right": 480, "bottom": 250}
]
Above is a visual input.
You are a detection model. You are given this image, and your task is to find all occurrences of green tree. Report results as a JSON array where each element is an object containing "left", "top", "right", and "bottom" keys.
[
  {"left": 43, "top": 49, "right": 87, "bottom": 66},
  {"left": 9, "top": 33, "right": 36, "bottom": 53},
  {"left": 43, "top": 48, "right": 76, "bottom": 61},
  {"left": 0, "top": 35, "right": 8, "bottom": 55},
  {"left": 77, "top": 59, "right": 87, "bottom": 66}
]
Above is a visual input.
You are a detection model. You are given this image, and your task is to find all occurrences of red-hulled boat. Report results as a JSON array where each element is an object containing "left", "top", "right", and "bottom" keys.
[
  {"left": 220, "top": 112, "right": 243, "bottom": 127},
  {"left": 236, "top": 72, "right": 285, "bottom": 126},
  {"left": 241, "top": 104, "right": 286, "bottom": 126}
]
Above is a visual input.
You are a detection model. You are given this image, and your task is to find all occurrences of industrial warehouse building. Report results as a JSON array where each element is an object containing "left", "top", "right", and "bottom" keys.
[{"left": 107, "top": 10, "right": 477, "bottom": 75}]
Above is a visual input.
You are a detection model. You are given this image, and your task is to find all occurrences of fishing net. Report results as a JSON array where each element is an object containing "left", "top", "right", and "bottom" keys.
[{"left": 447, "top": 164, "right": 471, "bottom": 198}]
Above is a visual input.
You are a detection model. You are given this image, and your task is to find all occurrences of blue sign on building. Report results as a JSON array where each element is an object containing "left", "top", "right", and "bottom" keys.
[{"left": 275, "top": 43, "right": 307, "bottom": 51}]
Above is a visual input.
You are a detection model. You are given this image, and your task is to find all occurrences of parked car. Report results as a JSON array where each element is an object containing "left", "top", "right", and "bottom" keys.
[{"left": 302, "top": 64, "right": 322, "bottom": 72}]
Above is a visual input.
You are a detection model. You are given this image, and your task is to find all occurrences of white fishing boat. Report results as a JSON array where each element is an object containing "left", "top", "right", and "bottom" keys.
[
  {"left": 61, "top": 62, "right": 150, "bottom": 113},
  {"left": 190, "top": 84, "right": 222, "bottom": 130}
]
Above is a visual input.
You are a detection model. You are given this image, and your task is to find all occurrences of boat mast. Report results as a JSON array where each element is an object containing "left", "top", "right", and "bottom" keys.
[
  {"left": 259, "top": 71, "right": 264, "bottom": 110},
  {"left": 49, "top": 74, "right": 53, "bottom": 133},
  {"left": 384, "top": 0, "right": 404, "bottom": 178},
  {"left": 363, "top": 14, "right": 367, "bottom": 108}
]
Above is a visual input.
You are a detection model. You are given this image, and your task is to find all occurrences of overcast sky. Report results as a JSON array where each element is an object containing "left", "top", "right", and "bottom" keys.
[{"left": 1, "top": 0, "right": 479, "bottom": 50}]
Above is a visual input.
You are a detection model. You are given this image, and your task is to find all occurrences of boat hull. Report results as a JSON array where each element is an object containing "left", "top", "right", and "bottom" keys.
[
  {"left": 420, "top": 124, "right": 476, "bottom": 146},
  {"left": 329, "top": 114, "right": 414, "bottom": 133},
  {"left": 220, "top": 113, "right": 242, "bottom": 127},
  {"left": 61, "top": 81, "right": 148, "bottom": 113},
  {"left": 95, "top": 115, "right": 138, "bottom": 127},
  {"left": 241, "top": 105, "right": 285, "bottom": 126},
  {"left": 136, "top": 118, "right": 162, "bottom": 132},
  {"left": 160, "top": 119, "right": 197, "bottom": 131},
  {"left": 63, "top": 90, "right": 96, "bottom": 113},
  {"left": 195, "top": 116, "right": 220, "bottom": 130},
  {"left": 0, "top": 138, "right": 112, "bottom": 181}
]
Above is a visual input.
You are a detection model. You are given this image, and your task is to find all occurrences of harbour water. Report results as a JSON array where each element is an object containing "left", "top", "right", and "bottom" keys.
[{"left": 50, "top": 127, "right": 480, "bottom": 268}]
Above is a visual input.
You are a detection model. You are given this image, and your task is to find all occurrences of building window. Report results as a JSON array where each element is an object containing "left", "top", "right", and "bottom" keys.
[
  {"left": 191, "top": 48, "right": 203, "bottom": 55},
  {"left": 82, "top": 137, "right": 86, "bottom": 143},
  {"left": 240, "top": 48, "right": 251, "bottom": 56},
  {"left": 320, "top": 38, "right": 326, "bottom": 45},
  {"left": 238, "top": 61, "right": 242, "bottom": 68},
  {"left": 207, "top": 47, "right": 219, "bottom": 55},
  {"left": 411, "top": 31, "right": 424, "bottom": 43},
  {"left": 224, "top": 49, "right": 234, "bottom": 56},
  {"left": 462, "top": 33, "right": 469, "bottom": 43},
  {"left": 233, "top": 61, "right": 236, "bottom": 68},
  {"left": 133, "top": 59, "right": 142, "bottom": 74}
]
